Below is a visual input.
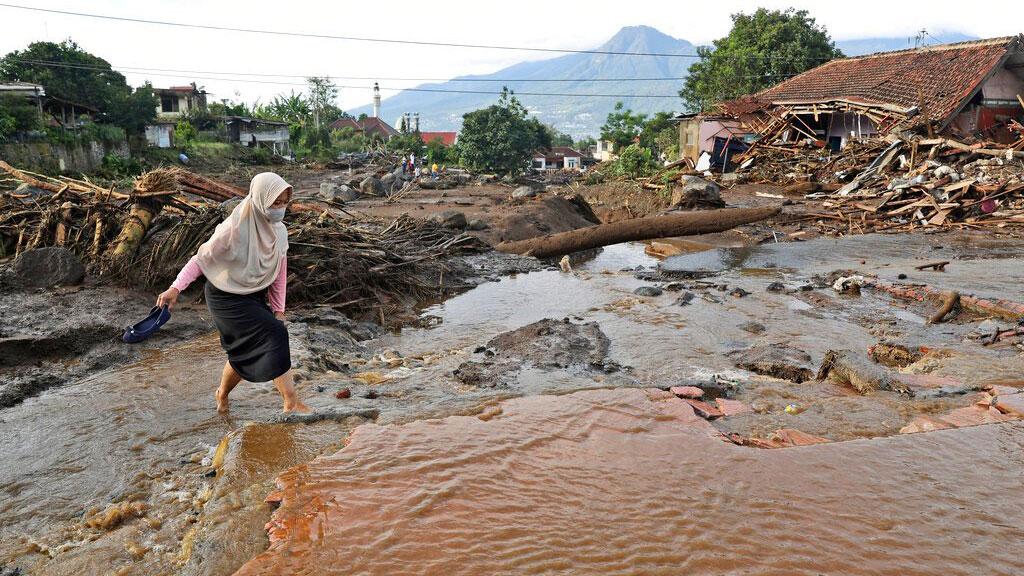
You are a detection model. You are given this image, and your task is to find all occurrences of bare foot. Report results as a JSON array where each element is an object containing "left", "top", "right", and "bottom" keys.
[
  {"left": 283, "top": 400, "right": 313, "bottom": 414},
  {"left": 215, "top": 388, "right": 230, "bottom": 413}
]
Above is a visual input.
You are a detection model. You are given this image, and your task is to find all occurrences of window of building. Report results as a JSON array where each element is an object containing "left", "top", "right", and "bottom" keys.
[{"left": 161, "top": 95, "right": 179, "bottom": 113}]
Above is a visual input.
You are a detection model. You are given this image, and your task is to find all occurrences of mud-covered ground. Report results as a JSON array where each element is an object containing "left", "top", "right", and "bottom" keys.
[{"left": 3, "top": 167, "right": 1024, "bottom": 575}]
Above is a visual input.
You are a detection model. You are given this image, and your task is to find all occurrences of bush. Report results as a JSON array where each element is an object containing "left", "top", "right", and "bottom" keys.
[
  {"left": 81, "top": 123, "right": 126, "bottom": 144},
  {"left": 99, "top": 152, "right": 142, "bottom": 177},
  {"left": 612, "top": 143, "right": 656, "bottom": 178},
  {"left": 174, "top": 119, "right": 198, "bottom": 146}
]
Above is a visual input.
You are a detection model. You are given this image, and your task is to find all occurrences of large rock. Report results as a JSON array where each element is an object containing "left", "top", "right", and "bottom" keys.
[
  {"left": 319, "top": 182, "right": 358, "bottom": 202},
  {"left": 11, "top": 247, "right": 85, "bottom": 288},
  {"left": 360, "top": 176, "right": 385, "bottom": 196},
  {"left": 380, "top": 172, "right": 397, "bottom": 187},
  {"left": 428, "top": 210, "right": 467, "bottom": 229},
  {"left": 512, "top": 185, "right": 537, "bottom": 199},
  {"left": 728, "top": 343, "right": 814, "bottom": 383},
  {"left": 671, "top": 175, "right": 725, "bottom": 209}
]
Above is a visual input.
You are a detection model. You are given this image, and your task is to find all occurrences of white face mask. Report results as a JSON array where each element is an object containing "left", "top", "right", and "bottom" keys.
[{"left": 267, "top": 207, "right": 286, "bottom": 223}]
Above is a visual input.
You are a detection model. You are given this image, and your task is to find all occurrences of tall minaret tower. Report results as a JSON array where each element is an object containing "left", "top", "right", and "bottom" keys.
[{"left": 372, "top": 82, "right": 381, "bottom": 118}]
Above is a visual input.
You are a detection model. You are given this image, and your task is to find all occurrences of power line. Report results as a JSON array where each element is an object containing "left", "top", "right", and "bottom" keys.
[
  {"left": 4, "top": 57, "right": 688, "bottom": 83},
  {"left": 4, "top": 57, "right": 800, "bottom": 92},
  {"left": 0, "top": 3, "right": 834, "bottom": 63}
]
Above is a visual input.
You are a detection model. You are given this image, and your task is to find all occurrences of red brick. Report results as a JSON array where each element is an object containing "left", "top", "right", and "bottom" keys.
[
  {"left": 669, "top": 386, "right": 704, "bottom": 399},
  {"left": 993, "top": 394, "right": 1024, "bottom": 417},
  {"left": 900, "top": 416, "right": 953, "bottom": 434},
  {"left": 684, "top": 399, "right": 723, "bottom": 420},
  {"left": 938, "top": 406, "right": 1013, "bottom": 428},
  {"left": 715, "top": 398, "right": 751, "bottom": 417}
]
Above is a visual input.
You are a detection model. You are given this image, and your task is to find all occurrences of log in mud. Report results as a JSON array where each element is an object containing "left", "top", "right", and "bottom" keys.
[{"left": 494, "top": 207, "right": 780, "bottom": 258}]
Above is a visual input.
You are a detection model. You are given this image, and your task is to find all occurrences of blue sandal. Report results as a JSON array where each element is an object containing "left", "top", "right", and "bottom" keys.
[{"left": 123, "top": 306, "right": 171, "bottom": 343}]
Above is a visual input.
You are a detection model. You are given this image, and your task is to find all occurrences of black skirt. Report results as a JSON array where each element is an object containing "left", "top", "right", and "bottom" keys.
[{"left": 204, "top": 282, "right": 291, "bottom": 382}]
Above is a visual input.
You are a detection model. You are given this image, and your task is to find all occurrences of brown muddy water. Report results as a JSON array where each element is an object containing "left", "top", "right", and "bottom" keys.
[
  {"left": 237, "top": 388, "right": 1024, "bottom": 576},
  {"left": 3, "top": 232, "right": 1024, "bottom": 575}
]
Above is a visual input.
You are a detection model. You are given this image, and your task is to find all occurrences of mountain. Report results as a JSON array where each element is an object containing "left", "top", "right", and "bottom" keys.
[
  {"left": 835, "top": 32, "right": 978, "bottom": 56},
  {"left": 350, "top": 26, "right": 695, "bottom": 140}
]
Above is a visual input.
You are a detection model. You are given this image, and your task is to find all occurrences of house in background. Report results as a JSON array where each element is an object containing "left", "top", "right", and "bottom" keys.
[
  {"left": 680, "top": 35, "right": 1024, "bottom": 166},
  {"left": 532, "top": 146, "right": 584, "bottom": 170},
  {"left": 0, "top": 81, "right": 45, "bottom": 111},
  {"left": 327, "top": 116, "right": 401, "bottom": 141},
  {"left": 589, "top": 140, "right": 615, "bottom": 162},
  {"left": 420, "top": 131, "right": 458, "bottom": 147},
  {"left": 146, "top": 83, "right": 209, "bottom": 148},
  {"left": 153, "top": 83, "right": 207, "bottom": 119},
  {"left": 224, "top": 116, "right": 291, "bottom": 156}
]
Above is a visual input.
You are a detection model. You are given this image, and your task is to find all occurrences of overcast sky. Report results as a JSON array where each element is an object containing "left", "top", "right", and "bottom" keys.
[{"left": 1, "top": 0, "right": 1021, "bottom": 110}]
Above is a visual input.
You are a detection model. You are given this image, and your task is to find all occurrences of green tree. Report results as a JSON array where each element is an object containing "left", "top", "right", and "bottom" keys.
[
  {"left": 600, "top": 102, "right": 647, "bottom": 153},
  {"left": 306, "top": 76, "right": 340, "bottom": 130},
  {"left": 0, "top": 94, "right": 41, "bottom": 140},
  {"left": 208, "top": 100, "right": 253, "bottom": 117},
  {"left": 458, "top": 88, "right": 552, "bottom": 175},
  {"left": 680, "top": 8, "right": 842, "bottom": 112},
  {"left": 386, "top": 131, "right": 424, "bottom": 156},
  {"left": 0, "top": 39, "right": 155, "bottom": 134}
]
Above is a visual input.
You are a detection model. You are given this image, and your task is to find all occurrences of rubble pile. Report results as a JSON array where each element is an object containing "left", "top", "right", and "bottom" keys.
[
  {"left": 0, "top": 161, "right": 485, "bottom": 319},
  {"left": 737, "top": 133, "right": 1024, "bottom": 234}
]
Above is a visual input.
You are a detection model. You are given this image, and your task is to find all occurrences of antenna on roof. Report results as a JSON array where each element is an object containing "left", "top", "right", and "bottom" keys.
[{"left": 913, "top": 29, "right": 928, "bottom": 48}]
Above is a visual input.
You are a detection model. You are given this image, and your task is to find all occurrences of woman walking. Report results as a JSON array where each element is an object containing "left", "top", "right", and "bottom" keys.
[{"left": 156, "top": 172, "right": 310, "bottom": 414}]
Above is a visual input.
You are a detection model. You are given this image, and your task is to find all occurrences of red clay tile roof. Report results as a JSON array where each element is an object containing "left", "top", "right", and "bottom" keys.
[
  {"left": 419, "top": 131, "right": 458, "bottom": 146},
  {"left": 755, "top": 36, "right": 1021, "bottom": 123},
  {"left": 329, "top": 117, "right": 361, "bottom": 131},
  {"left": 359, "top": 117, "right": 400, "bottom": 138}
]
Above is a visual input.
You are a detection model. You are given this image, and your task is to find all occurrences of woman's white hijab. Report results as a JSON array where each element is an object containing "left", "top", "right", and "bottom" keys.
[{"left": 195, "top": 172, "right": 290, "bottom": 294}]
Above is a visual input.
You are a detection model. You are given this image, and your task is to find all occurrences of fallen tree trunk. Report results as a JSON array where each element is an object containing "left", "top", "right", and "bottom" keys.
[
  {"left": 107, "top": 198, "right": 163, "bottom": 266},
  {"left": 494, "top": 207, "right": 779, "bottom": 258}
]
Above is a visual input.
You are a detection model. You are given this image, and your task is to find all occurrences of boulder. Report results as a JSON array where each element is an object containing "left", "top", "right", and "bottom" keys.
[
  {"left": 319, "top": 182, "right": 359, "bottom": 202},
  {"left": 512, "top": 185, "right": 537, "bottom": 199},
  {"left": 467, "top": 218, "right": 489, "bottom": 231},
  {"left": 11, "top": 247, "right": 86, "bottom": 288},
  {"left": 633, "top": 286, "right": 663, "bottom": 297},
  {"left": 428, "top": 210, "right": 467, "bottom": 229},
  {"left": 671, "top": 176, "right": 724, "bottom": 209},
  {"left": 729, "top": 343, "right": 814, "bottom": 383},
  {"left": 360, "top": 176, "right": 385, "bottom": 196}
]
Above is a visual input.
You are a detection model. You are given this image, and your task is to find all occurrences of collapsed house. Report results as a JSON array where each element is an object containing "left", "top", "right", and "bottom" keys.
[{"left": 679, "top": 35, "right": 1024, "bottom": 168}]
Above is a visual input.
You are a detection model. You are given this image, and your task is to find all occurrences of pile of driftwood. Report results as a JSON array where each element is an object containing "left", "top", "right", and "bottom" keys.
[{"left": 0, "top": 161, "right": 486, "bottom": 318}]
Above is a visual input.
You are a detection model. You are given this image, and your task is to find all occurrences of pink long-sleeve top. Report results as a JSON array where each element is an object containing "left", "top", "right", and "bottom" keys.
[{"left": 171, "top": 255, "right": 287, "bottom": 313}]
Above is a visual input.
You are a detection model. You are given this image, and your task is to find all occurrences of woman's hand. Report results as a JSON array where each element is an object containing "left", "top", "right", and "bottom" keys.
[
  {"left": 156, "top": 287, "right": 180, "bottom": 310},
  {"left": 275, "top": 311, "right": 286, "bottom": 322}
]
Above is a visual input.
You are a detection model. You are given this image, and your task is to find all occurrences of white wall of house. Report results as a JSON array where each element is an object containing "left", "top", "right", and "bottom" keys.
[
  {"left": 564, "top": 156, "right": 579, "bottom": 169},
  {"left": 981, "top": 67, "right": 1024, "bottom": 101},
  {"left": 240, "top": 126, "right": 291, "bottom": 154},
  {"left": 144, "top": 124, "right": 174, "bottom": 148}
]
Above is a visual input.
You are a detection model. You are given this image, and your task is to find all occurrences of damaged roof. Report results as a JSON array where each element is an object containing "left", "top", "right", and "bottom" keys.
[{"left": 754, "top": 36, "right": 1023, "bottom": 124}]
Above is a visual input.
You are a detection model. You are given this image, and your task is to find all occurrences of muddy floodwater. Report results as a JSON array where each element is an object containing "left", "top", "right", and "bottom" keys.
[
  {"left": 237, "top": 388, "right": 1024, "bottom": 575},
  {"left": 3, "top": 232, "right": 1024, "bottom": 575}
]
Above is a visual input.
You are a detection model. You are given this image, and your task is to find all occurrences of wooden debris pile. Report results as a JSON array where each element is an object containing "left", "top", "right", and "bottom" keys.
[
  {"left": 1, "top": 162, "right": 487, "bottom": 316},
  {"left": 795, "top": 136, "right": 1024, "bottom": 233}
]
